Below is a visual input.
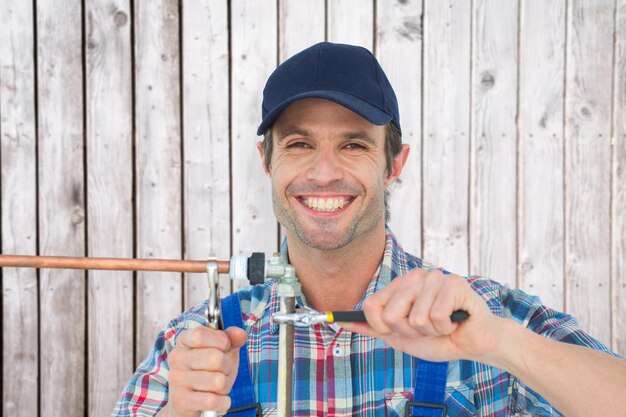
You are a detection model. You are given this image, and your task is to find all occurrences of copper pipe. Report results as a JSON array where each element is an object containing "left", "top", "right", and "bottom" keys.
[{"left": 0, "top": 254, "right": 230, "bottom": 273}]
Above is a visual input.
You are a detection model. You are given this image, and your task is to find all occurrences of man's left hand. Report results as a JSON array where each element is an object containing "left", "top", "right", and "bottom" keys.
[{"left": 339, "top": 269, "right": 504, "bottom": 363}]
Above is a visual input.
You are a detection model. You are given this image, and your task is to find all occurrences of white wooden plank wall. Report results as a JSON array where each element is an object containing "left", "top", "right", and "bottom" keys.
[
  {"left": 37, "top": 0, "right": 86, "bottom": 415},
  {"left": 614, "top": 0, "right": 626, "bottom": 356},
  {"left": 518, "top": 0, "right": 566, "bottom": 311},
  {"left": 422, "top": 0, "right": 471, "bottom": 275},
  {"left": 328, "top": 0, "right": 374, "bottom": 50},
  {"left": 182, "top": 0, "right": 231, "bottom": 309},
  {"left": 565, "top": 0, "right": 614, "bottom": 346},
  {"left": 470, "top": 0, "right": 518, "bottom": 288},
  {"left": 1, "top": 2, "right": 38, "bottom": 417},
  {"left": 85, "top": 0, "right": 134, "bottom": 415},
  {"left": 134, "top": 0, "right": 183, "bottom": 362},
  {"left": 0, "top": 1, "right": 624, "bottom": 415}
]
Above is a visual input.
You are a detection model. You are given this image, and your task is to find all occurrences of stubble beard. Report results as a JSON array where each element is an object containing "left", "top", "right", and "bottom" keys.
[{"left": 272, "top": 180, "right": 386, "bottom": 251}]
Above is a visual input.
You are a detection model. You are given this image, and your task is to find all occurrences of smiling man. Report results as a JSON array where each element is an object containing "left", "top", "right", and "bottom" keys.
[{"left": 113, "top": 42, "right": 625, "bottom": 417}]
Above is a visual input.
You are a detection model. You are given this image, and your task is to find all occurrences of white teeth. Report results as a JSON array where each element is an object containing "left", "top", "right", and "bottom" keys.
[{"left": 305, "top": 197, "right": 347, "bottom": 212}]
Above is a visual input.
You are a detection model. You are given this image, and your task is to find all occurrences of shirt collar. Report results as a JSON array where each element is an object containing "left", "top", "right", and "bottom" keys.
[{"left": 269, "top": 226, "right": 410, "bottom": 334}]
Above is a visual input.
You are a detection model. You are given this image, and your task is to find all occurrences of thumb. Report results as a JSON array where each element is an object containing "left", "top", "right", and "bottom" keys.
[{"left": 225, "top": 326, "right": 247, "bottom": 351}]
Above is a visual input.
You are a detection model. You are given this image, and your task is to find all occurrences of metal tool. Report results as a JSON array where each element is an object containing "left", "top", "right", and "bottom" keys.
[
  {"left": 268, "top": 253, "right": 301, "bottom": 417},
  {"left": 273, "top": 309, "right": 470, "bottom": 327},
  {"left": 203, "top": 252, "right": 300, "bottom": 417},
  {"left": 0, "top": 252, "right": 270, "bottom": 417},
  {"left": 201, "top": 260, "right": 222, "bottom": 417}
]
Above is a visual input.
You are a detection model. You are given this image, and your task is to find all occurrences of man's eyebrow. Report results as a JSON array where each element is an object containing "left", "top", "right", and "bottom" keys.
[
  {"left": 275, "top": 127, "right": 378, "bottom": 146},
  {"left": 276, "top": 127, "right": 311, "bottom": 143},
  {"left": 342, "top": 131, "right": 378, "bottom": 146}
]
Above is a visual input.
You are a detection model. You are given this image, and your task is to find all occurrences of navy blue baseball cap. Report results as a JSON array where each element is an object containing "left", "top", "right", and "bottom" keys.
[{"left": 257, "top": 42, "right": 401, "bottom": 136}]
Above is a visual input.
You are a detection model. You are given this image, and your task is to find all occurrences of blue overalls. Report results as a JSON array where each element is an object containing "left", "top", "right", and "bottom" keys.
[{"left": 220, "top": 294, "right": 449, "bottom": 417}]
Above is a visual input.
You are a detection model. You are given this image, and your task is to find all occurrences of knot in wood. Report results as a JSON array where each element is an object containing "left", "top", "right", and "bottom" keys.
[
  {"left": 114, "top": 11, "right": 128, "bottom": 27},
  {"left": 397, "top": 18, "right": 422, "bottom": 41},
  {"left": 71, "top": 207, "right": 85, "bottom": 225},
  {"left": 480, "top": 72, "right": 495, "bottom": 89},
  {"left": 520, "top": 262, "right": 533, "bottom": 273}
]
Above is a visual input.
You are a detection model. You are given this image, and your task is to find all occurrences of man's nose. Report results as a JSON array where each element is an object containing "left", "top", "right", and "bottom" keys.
[{"left": 304, "top": 148, "right": 344, "bottom": 184}]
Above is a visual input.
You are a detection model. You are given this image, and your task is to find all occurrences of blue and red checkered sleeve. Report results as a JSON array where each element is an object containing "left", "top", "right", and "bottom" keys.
[
  {"left": 111, "top": 318, "right": 178, "bottom": 417},
  {"left": 471, "top": 276, "right": 620, "bottom": 415}
]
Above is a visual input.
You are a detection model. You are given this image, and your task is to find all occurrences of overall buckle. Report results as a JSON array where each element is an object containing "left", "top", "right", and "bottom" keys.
[
  {"left": 226, "top": 402, "right": 262, "bottom": 417},
  {"left": 404, "top": 400, "right": 447, "bottom": 417}
]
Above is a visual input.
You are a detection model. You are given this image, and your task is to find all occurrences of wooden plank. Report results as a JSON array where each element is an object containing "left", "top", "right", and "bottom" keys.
[
  {"left": 85, "top": 0, "right": 134, "bottom": 414},
  {"left": 327, "top": 0, "right": 374, "bottom": 50},
  {"left": 375, "top": 0, "right": 423, "bottom": 256},
  {"left": 470, "top": 0, "right": 518, "bottom": 286},
  {"left": 36, "top": 0, "right": 85, "bottom": 414},
  {"left": 279, "top": 0, "right": 325, "bottom": 60},
  {"left": 0, "top": 2, "right": 38, "bottom": 416},
  {"left": 422, "top": 0, "right": 471, "bottom": 275},
  {"left": 612, "top": 0, "right": 626, "bottom": 356},
  {"left": 182, "top": 0, "right": 231, "bottom": 307},
  {"left": 565, "top": 0, "right": 614, "bottom": 346},
  {"left": 134, "top": 0, "right": 182, "bottom": 361},
  {"left": 231, "top": 0, "right": 278, "bottom": 291},
  {"left": 518, "top": 0, "right": 566, "bottom": 310}
]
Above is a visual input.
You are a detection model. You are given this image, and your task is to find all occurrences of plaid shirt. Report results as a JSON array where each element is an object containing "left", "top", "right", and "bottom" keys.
[{"left": 113, "top": 228, "right": 616, "bottom": 417}]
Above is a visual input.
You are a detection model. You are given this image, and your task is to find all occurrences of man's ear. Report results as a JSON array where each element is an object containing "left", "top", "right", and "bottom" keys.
[
  {"left": 257, "top": 141, "right": 271, "bottom": 176},
  {"left": 384, "top": 144, "right": 410, "bottom": 187}
]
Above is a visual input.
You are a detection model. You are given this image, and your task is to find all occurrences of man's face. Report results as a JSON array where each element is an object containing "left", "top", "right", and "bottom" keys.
[{"left": 260, "top": 98, "right": 396, "bottom": 251}]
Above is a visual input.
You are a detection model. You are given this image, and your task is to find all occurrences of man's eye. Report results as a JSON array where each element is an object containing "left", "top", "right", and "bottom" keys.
[
  {"left": 344, "top": 143, "right": 367, "bottom": 150},
  {"left": 287, "top": 142, "right": 310, "bottom": 149}
]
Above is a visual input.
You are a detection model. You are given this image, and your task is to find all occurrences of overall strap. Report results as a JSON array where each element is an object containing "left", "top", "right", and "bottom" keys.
[
  {"left": 405, "top": 359, "right": 448, "bottom": 417},
  {"left": 220, "top": 293, "right": 262, "bottom": 417}
]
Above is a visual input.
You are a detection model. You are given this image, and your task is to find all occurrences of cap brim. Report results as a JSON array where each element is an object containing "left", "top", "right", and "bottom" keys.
[{"left": 256, "top": 90, "right": 393, "bottom": 135}]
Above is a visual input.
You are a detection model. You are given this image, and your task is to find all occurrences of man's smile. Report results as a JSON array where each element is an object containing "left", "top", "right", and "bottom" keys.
[{"left": 295, "top": 195, "right": 356, "bottom": 214}]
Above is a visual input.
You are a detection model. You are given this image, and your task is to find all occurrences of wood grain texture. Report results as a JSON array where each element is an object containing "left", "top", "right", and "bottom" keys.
[
  {"left": 36, "top": 0, "right": 85, "bottom": 414},
  {"left": 376, "top": 0, "right": 423, "bottom": 256},
  {"left": 0, "top": 1, "right": 38, "bottom": 416},
  {"left": 231, "top": 0, "right": 278, "bottom": 294},
  {"left": 85, "top": 0, "right": 134, "bottom": 414},
  {"left": 422, "top": 0, "right": 471, "bottom": 275},
  {"left": 279, "top": 0, "right": 325, "bottom": 60},
  {"left": 134, "top": 0, "right": 182, "bottom": 361},
  {"left": 182, "top": 0, "right": 231, "bottom": 307},
  {"left": 327, "top": 0, "right": 373, "bottom": 50},
  {"left": 518, "top": 0, "right": 565, "bottom": 310},
  {"left": 470, "top": 0, "right": 518, "bottom": 286},
  {"left": 565, "top": 0, "right": 614, "bottom": 345},
  {"left": 612, "top": 0, "right": 626, "bottom": 354}
]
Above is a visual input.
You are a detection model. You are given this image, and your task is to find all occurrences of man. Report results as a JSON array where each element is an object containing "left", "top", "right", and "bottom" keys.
[{"left": 113, "top": 42, "right": 625, "bottom": 417}]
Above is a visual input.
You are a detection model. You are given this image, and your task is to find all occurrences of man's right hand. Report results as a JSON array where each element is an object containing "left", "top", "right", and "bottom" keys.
[{"left": 159, "top": 325, "right": 247, "bottom": 417}]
